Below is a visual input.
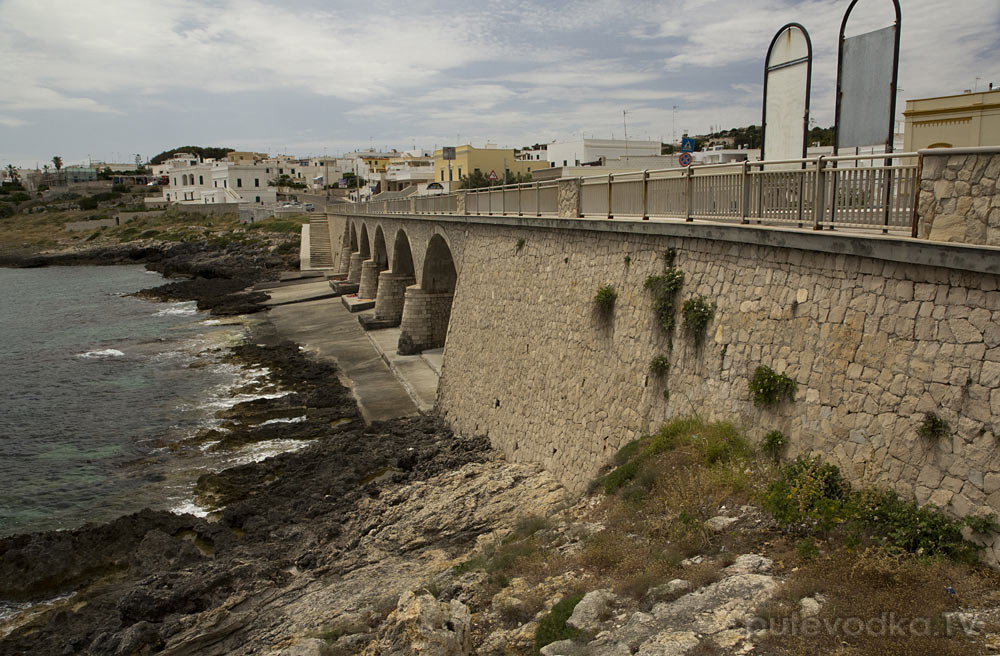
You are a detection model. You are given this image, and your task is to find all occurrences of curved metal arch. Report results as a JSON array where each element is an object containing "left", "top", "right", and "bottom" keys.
[
  {"left": 760, "top": 22, "right": 813, "bottom": 161},
  {"left": 833, "top": 0, "right": 902, "bottom": 153}
]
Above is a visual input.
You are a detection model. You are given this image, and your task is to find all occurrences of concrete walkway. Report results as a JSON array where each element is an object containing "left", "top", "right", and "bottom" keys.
[{"left": 264, "top": 279, "right": 440, "bottom": 421}]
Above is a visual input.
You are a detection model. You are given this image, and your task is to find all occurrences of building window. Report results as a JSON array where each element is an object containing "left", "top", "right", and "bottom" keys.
[
  {"left": 279, "top": 168, "right": 283, "bottom": 174},
  {"left": 214, "top": 181, "right": 218, "bottom": 187},
  {"left": 441, "top": 170, "right": 445, "bottom": 181},
  {"left": 266, "top": 168, "right": 270, "bottom": 174},
  {"left": 255, "top": 196, "right": 260, "bottom": 203},
  {"left": 173, "top": 177, "right": 177, "bottom": 185},
  {"left": 237, "top": 178, "right": 242, "bottom": 187},
  {"left": 563, "top": 160, "right": 567, "bottom": 166},
  {"left": 254, "top": 178, "right": 259, "bottom": 187},
  {"left": 458, "top": 167, "right": 462, "bottom": 178},
  {"left": 223, "top": 180, "right": 227, "bottom": 188},
  {"left": 199, "top": 175, "right": 203, "bottom": 184}
]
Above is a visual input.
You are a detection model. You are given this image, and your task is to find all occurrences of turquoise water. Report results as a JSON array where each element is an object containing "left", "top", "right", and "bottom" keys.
[{"left": 0, "top": 266, "right": 253, "bottom": 537}]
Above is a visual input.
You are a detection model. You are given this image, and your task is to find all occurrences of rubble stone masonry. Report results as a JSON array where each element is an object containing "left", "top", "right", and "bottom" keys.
[{"left": 437, "top": 224, "right": 1000, "bottom": 562}]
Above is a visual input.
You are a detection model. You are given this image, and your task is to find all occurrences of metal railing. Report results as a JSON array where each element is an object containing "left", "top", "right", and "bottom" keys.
[{"left": 329, "top": 153, "right": 920, "bottom": 233}]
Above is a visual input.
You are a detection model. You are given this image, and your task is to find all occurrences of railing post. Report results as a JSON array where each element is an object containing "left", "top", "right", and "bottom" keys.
[
  {"left": 685, "top": 166, "right": 694, "bottom": 221},
  {"left": 536, "top": 182, "right": 541, "bottom": 217},
  {"left": 488, "top": 186, "right": 492, "bottom": 215},
  {"left": 501, "top": 184, "right": 506, "bottom": 215},
  {"left": 607, "top": 172, "right": 614, "bottom": 219},
  {"left": 641, "top": 170, "right": 649, "bottom": 220},
  {"left": 740, "top": 160, "right": 750, "bottom": 224},
  {"left": 813, "top": 156, "right": 826, "bottom": 230},
  {"left": 518, "top": 183, "right": 522, "bottom": 216}
]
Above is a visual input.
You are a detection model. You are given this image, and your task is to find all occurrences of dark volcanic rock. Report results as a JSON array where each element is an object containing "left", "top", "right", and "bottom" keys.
[{"left": 0, "top": 328, "right": 492, "bottom": 656}]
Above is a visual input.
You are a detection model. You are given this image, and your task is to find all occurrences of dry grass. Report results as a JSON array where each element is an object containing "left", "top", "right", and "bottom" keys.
[{"left": 755, "top": 545, "right": 1000, "bottom": 656}]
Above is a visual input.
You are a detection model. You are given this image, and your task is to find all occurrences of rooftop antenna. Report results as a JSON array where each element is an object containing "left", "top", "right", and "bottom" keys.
[{"left": 623, "top": 109, "right": 630, "bottom": 161}]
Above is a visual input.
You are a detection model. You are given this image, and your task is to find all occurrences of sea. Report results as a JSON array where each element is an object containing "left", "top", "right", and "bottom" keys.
[{"left": 0, "top": 265, "right": 301, "bottom": 541}]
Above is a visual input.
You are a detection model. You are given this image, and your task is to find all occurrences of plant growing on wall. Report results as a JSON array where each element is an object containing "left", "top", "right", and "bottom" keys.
[
  {"left": 749, "top": 365, "right": 797, "bottom": 407},
  {"left": 761, "top": 430, "right": 788, "bottom": 460},
  {"left": 594, "top": 284, "right": 617, "bottom": 315},
  {"left": 648, "top": 355, "right": 670, "bottom": 376},
  {"left": 682, "top": 295, "right": 717, "bottom": 348},
  {"left": 917, "top": 412, "right": 950, "bottom": 441},
  {"left": 644, "top": 270, "right": 685, "bottom": 335}
]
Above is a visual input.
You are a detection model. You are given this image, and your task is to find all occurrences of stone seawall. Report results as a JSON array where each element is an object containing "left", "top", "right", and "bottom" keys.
[{"left": 437, "top": 223, "right": 1000, "bottom": 561}]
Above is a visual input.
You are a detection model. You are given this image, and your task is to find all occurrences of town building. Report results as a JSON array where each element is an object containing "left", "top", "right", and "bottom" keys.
[
  {"left": 432, "top": 144, "right": 545, "bottom": 191},
  {"left": 903, "top": 87, "right": 1000, "bottom": 151},
  {"left": 546, "top": 138, "right": 661, "bottom": 168}
]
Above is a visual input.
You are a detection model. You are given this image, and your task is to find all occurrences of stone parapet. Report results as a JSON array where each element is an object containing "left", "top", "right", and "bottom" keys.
[
  {"left": 557, "top": 178, "right": 582, "bottom": 218},
  {"left": 374, "top": 271, "right": 416, "bottom": 324},
  {"left": 917, "top": 147, "right": 1000, "bottom": 246}
]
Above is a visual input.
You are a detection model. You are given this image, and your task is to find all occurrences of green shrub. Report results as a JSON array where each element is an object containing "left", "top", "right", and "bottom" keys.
[
  {"left": 111, "top": 183, "right": 131, "bottom": 193},
  {"left": 594, "top": 284, "right": 617, "bottom": 315},
  {"left": 763, "top": 457, "right": 980, "bottom": 561},
  {"left": 78, "top": 197, "right": 99, "bottom": 210},
  {"left": 0, "top": 204, "right": 14, "bottom": 219},
  {"left": 681, "top": 296, "right": 717, "bottom": 347},
  {"left": 748, "top": 365, "right": 797, "bottom": 407},
  {"left": 603, "top": 459, "right": 640, "bottom": 495},
  {"left": 648, "top": 355, "right": 670, "bottom": 376},
  {"left": 516, "top": 237, "right": 525, "bottom": 251},
  {"left": 761, "top": 430, "right": 788, "bottom": 459},
  {"left": 916, "top": 412, "right": 950, "bottom": 441},
  {"left": 613, "top": 439, "right": 641, "bottom": 466},
  {"left": 534, "top": 593, "right": 584, "bottom": 653},
  {"left": 964, "top": 513, "right": 1000, "bottom": 535}
]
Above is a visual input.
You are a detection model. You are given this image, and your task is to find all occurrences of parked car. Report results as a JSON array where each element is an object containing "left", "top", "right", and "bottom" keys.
[{"left": 303, "top": 203, "right": 315, "bottom": 212}]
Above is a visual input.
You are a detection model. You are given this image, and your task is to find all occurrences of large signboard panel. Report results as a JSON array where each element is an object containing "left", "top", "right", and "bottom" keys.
[
  {"left": 762, "top": 24, "right": 811, "bottom": 162},
  {"left": 837, "top": 25, "right": 897, "bottom": 149}
]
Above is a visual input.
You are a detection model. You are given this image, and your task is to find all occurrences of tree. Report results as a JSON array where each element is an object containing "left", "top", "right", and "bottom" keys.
[
  {"left": 4, "top": 164, "right": 20, "bottom": 185},
  {"left": 52, "top": 156, "right": 63, "bottom": 170}
]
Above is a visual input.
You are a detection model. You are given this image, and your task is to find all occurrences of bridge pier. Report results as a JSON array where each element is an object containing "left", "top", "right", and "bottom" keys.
[
  {"left": 358, "top": 259, "right": 385, "bottom": 299},
  {"left": 347, "top": 252, "right": 364, "bottom": 284},
  {"left": 397, "top": 286, "right": 454, "bottom": 355},
  {"left": 373, "top": 271, "right": 415, "bottom": 325},
  {"left": 337, "top": 245, "right": 352, "bottom": 276}
]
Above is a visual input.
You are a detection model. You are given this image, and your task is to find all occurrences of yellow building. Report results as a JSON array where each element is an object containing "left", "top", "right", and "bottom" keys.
[
  {"left": 903, "top": 88, "right": 1000, "bottom": 151},
  {"left": 433, "top": 145, "right": 546, "bottom": 189}
]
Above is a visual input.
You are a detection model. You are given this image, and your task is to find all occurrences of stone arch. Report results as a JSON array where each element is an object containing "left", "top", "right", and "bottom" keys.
[
  {"left": 372, "top": 225, "right": 389, "bottom": 270},
  {"left": 350, "top": 222, "right": 358, "bottom": 251},
  {"left": 358, "top": 223, "right": 390, "bottom": 300},
  {"left": 421, "top": 234, "right": 457, "bottom": 294},
  {"left": 359, "top": 223, "right": 371, "bottom": 259},
  {"left": 369, "top": 228, "right": 416, "bottom": 328},
  {"left": 398, "top": 234, "right": 458, "bottom": 354},
  {"left": 392, "top": 229, "right": 415, "bottom": 277}
]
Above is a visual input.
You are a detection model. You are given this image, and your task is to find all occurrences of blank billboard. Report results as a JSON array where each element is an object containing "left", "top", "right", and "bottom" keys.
[
  {"left": 763, "top": 24, "right": 811, "bottom": 162},
  {"left": 838, "top": 25, "right": 897, "bottom": 149}
]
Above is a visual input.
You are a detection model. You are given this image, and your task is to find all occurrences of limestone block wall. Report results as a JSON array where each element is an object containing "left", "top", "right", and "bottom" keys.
[
  {"left": 437, "top": 224, "right": 1000, "bottom": 561},
  {"left": 324, "top": 213, "right": 351, "bottom": 274},
  {"left": 557, "top": 179, "right": 582, "bottom": 218},
  {"left": 917, "top": 147, "right": 1000, "bottom": 245}
]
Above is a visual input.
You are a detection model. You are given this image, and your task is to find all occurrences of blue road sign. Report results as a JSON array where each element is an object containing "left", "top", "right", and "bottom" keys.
[{"left": 681, "top": 138, "right": 695, "bottom": 152}]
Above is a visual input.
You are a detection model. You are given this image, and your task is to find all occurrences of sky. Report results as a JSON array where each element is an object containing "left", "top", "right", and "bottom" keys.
[{"left": 1, "top": 0, "right": 998, "bottom": 168}]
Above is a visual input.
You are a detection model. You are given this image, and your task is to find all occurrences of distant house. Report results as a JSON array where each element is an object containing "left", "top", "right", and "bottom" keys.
[
  {"left": 903, "top": 88, "right": 1000, "bottom": 151},
  {"left": 546, "top": 139, "right": 661, "bottom": 168},
  {"left": 432, "top": 144, "right": 542, "bottom": 191}
]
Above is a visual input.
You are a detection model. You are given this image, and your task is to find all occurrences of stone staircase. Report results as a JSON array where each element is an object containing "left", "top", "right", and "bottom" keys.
[{"left": 308, "top": 216, "right": 335, "bottom": 269}]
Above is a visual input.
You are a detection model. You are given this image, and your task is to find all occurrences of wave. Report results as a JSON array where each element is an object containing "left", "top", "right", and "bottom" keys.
[
  {"left": 170, "top": 499, "right": 209, "bottom": 518},
  {"left": 255, "top": 416, "right": 308, "bottom": 427},
  {"left": 78, "top": 349, "right": 125, "bottom": 359},
  {"left": 154, "top": 302, "right": 199, "bottom": 317}
]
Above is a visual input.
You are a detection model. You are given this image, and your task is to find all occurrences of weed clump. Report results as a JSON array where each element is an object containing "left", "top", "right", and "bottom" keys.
[
  {"left": 763, "top": 456, "right": 981, "bottom": 561},
  {"left": 761, "top": 430, "right": 787, "bottom": 460},
  {"left": 594, "top": 284, "right": 617, "bottom": 315},
  {"left": 534, "top": 593, "right": 584, "bottom": 653},
  {"left": 748, "top": 365, "right": 797, "bottom": 407},
  {"left": 648, "top": 355, "right": 670, "bottom": 376},
  {"left": 681, "top": 295, "right": 717, "bottom": 348},
  {"left": 917, "top": 412, "right": 950, "bottom": 441},
  {"left": 644, "top": 270, "right": 684, "bottom": 335}
]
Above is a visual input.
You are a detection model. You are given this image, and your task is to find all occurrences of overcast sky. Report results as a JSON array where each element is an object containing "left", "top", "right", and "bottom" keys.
[{"left": 1, "top": 0, "right": 997, "bottom": 168}]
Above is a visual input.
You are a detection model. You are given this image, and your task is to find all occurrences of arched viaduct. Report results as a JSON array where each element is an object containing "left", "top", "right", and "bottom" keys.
[
  {"left": 319, "top": 147, "right": 1000, "bottom": 562},
  {"left": 330, "top": 215, "right": 464, "bottom": 355}
]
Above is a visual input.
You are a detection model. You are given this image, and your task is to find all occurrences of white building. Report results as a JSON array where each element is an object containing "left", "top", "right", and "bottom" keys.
[
  {"left": 546, "top": 138, "right": 661, "bottom": 168},
  {"left": 384, "top": 152, "right": 435, "bottom": 192},
  {"left": 157, "top": 155, "right": 277, "bottom": 206}
]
